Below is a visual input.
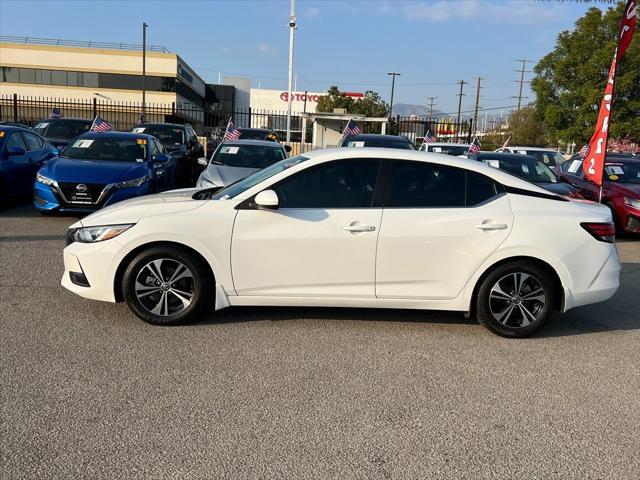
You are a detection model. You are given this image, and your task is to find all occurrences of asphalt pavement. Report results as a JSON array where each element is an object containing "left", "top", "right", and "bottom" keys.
[{"left": 1, "top": 202, "right": 639, "bottom": 479}]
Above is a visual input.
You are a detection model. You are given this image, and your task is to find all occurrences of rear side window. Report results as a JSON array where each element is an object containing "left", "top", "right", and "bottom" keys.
[{"left": 386, "top": 161, "right": 499, "bottom": 208}]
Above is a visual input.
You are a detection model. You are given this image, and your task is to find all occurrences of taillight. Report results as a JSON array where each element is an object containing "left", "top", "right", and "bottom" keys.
[{"left": 580, "top": 222, "right": 616, "bottom": 243}]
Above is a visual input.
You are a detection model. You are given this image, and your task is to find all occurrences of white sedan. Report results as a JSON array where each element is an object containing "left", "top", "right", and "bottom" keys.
[{"left": 61, "top": 148, "right": 620, "bottom": 337}]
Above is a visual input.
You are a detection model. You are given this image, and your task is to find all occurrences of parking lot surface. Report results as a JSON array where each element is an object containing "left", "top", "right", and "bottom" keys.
[{"left": 1, "top": 202, "right": 639, "bottom": 480}]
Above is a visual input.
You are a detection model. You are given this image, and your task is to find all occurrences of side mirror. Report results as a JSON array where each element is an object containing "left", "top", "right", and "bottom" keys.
[
  {"left": 284, "top": 145, "right": 292, "bottom": 153},
  {"left": 254, "top": 189, "right": 279, "bottom": 209},
  {"left": 51, "top": 148, "right": 60, "bottom": 157},
  {"left": 153, "top": 154, "right": 170, "bottom": 163},
  {"left": 7, "top": 146, "right": 26, "bottom": 156},
  {"left": 197, "top": 157, "right": 208, "bottom": 167}
]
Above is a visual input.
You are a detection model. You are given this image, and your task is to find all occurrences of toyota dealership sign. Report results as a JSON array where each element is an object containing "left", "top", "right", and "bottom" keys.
[{"left": 250, "top": 88, "right": 364, "bottom": 113}]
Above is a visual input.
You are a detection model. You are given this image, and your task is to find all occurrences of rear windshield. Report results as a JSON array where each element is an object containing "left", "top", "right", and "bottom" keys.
[
  {"left": 483, "top": 157, "right": 557, "bottom": 183},
  {"left": 33, "top": 120, "right": 92, "bottom": 139},
  {"left": 212, "top": 144, "right": 286, "bottom": 169},
  {"left": 516, "top": 150, "right": 564, "bottom": 166},
  {"left": 344, "top": 138, "right": 416, "bottom": 150},
  {"left": 132, "top": 126, "right": 185, "bottom": 146},
  {"left": 62, "top": 137, "right": 148, "bottom": 162},
  {"left": 427, "top": 145, "right": 469, "bottom": 156},
  {"left": 238, "top": 129, "right": 278, "bottom": 141}
]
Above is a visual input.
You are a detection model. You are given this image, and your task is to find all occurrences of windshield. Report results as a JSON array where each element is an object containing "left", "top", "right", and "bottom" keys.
[
  {"left": 211, "top": 144, "right": 286, "bottom": 169},
  {"left": 238, "top": 129, "right": 278, "bottom": 141},
  {"left": 132, "top": 126, "right": 185, "bottom": 146},
  {"left": 210, "top": 155, "right": 309, "bottom": 200},
  {"left": 33, "top": 120, "right": 91, "bottom": 139},
  {"left": 427, "top": 145, "right": 469, "bottom": 156},
  {"left": 605, "top": 162, "right": 640, "bottom": 184},
  {"left": 62, "top": 137, "right": 148, "bottom": 162},
  {"left": 484, "top": 157, "right": 557, "bottom": 183},
  {"left": 345, "top": 138, "right": 416, "bottom": 150},
  {"left": 517, "top": 150, "right": 563, "bottom": 166}
]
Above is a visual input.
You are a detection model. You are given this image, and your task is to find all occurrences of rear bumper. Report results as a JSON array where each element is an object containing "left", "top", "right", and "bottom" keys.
[{"left": 563, "top": 245, "right": 620, "bottom": 311}]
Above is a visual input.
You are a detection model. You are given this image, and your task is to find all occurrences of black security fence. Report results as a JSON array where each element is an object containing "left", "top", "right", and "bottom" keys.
[{"left": 390, "top": 115, "right": 474, "bottom": 146}]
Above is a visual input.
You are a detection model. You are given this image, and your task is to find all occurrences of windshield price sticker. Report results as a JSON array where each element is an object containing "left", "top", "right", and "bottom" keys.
[
  {"left": 136, "top": 139, "right": 147, "bottom": 145},
  {"left": 35, "top": 122, "right": 50, "bottom": 129},
  {"left": 222, "top": 146, "right": 239, "bottom": 154},
  {"left": 433, "top": 147, "right": 442, "bottom": 153},
  {"left": 351, "top": 141, "right": 365, "bottom": 148},
  {"left": 517, "top": 150, "right": 528, "bottom": 155},
  {"left": 485, "top": 160, "right": 500, "bottom": 168},
  {"left": 73, "top": 139, "right": 94, "bottom": 148},
  {"left": 133, "top": 127, "right": 145, "bottom": 133},
  {"left": 605, "top": 165, "right": 625, "bottom": 175},
  {"left": 522, "top": 164, "right": 530, "bottom": 174}
]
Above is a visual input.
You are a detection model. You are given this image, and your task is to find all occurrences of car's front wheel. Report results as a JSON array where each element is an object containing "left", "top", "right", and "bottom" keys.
[
  {"left": 476, "top": 261, "right": 557, "bottom": 337},
  {"left": 123, "top": 246, "right": 211, "bottom": 325}
]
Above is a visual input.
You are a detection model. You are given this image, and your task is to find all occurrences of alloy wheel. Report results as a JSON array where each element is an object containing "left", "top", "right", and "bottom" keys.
[
  {"left": 488, "top": 272, "right": 546, "bottom": 328},
  {"left": 134, "top": 258, "right": 195, "bottom": 317}
]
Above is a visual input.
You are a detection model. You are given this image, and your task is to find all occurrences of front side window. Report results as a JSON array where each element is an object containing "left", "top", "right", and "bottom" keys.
[
  {"left": 62, "top": 137, "right": 148, "bottom": 162},
  {"left": 21, "top": 132, "right": 44, "bottom": 151},
  {"left": 273, "top": 160, "right": 380, "bottom": 208},
  {"left": 33, "top": 120, "right": 92, "bottom": 139},
  {"left": 212, "top": 144, "right": 286, "bottom": 169},
  {"left": 6, "top": 132, "right": 27, "bottom": 151},
  {"left": 386, "top": 161, "right": 466, "bottom": 208}
]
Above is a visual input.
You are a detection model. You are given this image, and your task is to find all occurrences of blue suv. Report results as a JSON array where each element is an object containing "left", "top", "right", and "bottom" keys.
[
  {"left": 0, "top": 126, "right": 58, "bottom": 208},
  {"left": 34, "top": 132, "right": 177, "bottom": 213}
]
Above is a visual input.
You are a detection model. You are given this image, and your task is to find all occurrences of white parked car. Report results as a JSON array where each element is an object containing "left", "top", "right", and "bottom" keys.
[
  {"left": 419, "top": 142, "right": 471, "bottom": 157},
  {"left": 495, "top": 146, "right": 566, "bottom": 167},
  {"left": 62, "top": 148, "right": 620, "bottom": 337}
]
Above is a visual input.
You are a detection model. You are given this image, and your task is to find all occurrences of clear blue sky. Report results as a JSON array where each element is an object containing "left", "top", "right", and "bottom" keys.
[{"left": 0, "top": 0, "right": 605, "bottom": 114}]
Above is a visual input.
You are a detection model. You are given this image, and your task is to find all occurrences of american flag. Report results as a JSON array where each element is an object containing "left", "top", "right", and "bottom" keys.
[
  {"left": 501, "top": 135, "right": 511, "bottom": 149},
  {"left": 49, "top": 107, "right": 61, "bottom": 119},
  {"left": 468, "top": 137, "right": 481, "bottom": 154},
  {"left": 577, "top": 144, "right": 589, "bottom": 158},
  {"left": 137, "top": 113, "right": 145, "bottom": 125},
  {"left": 224, "top": 118, "right": 241, "bottom": 141},
  {"left": 342, "top": 119, "right": 361, "bottom": 137},
  {"left": 89, "top": 115, "right": 113, "bottom": 132},
  {"left": 424, "top": 130, "right": 436, "bottom": 143}
]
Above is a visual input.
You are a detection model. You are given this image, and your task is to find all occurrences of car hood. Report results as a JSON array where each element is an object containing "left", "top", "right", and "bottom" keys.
[
  {"left": 203, "top": 164, "right": 258, "bottom": 186},
  {"left": 79, "top": 188, "right": 207, "bottom": 227},
  {"left": 535, "top": 182, "right": 575, "bottom": 195},
  {"left": 43, "top": 157, "right": 149, "bottom": 184}
]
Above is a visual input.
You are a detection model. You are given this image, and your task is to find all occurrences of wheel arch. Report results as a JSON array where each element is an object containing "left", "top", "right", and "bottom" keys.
[
  {"left": 113, "top": 240, "right": 216, "bottom": 302},
  {"left": 469, "top": 256, "right": 565, "bottom": 314}
]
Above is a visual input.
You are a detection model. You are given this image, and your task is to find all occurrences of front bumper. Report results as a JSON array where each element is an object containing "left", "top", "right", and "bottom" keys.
[
  {"left": 618, "top": 203, "right": 640, "bottom": 234},
  {"left": 34, "top": 181, "right": 151, "bottom": 213}
]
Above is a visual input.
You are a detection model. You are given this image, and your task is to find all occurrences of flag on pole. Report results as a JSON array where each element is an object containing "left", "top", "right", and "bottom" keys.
[
  {"left": 342, "top": 119, "right": 361, "bottom": 137},
  {"left": 137, "top": 113, "right": 145, "bottom": 125},
  {"left": 224, "top": 118, "right": 241, "bottom": 141},
  {"left": 468, "top": 137, "right": 481, "bottom": 155},
  {"left": 583, "top": 0, "right": 637, "bottom": 188},
  {"left": 501, "top": 135, "right": 511, "bottom": 149},
  {"left": 89, "top": 115, "right": 113, "bottom": 132},
  {"left": 424, "top": 130, "right": 436, "bottom": 143},
  {"left": 577, "top": 144, "right": 590, "bottom": 159},
  {"left": 49, "top": 107, "right": 61, "bottom": 119}
]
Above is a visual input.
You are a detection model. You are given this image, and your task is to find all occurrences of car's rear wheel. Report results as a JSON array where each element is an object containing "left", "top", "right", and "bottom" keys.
[
  {"left": 123, "top": 246, "right": 210, "bottom": 325},
  {"left": 476, "top": 261, "right": 557, "bottom": 337}
]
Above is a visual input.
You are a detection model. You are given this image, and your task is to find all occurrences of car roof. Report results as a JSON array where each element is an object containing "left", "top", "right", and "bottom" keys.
[
  {"left": 220, "top": 139, "right": 284, "bottom": 147},
  {"left": 473, "top": 152, "right": 540, "bottom": 162},
  {"left": 77, "top": 131, "right": 155, "bottom": 140},
  {"left": 139, "top": 123, "right": 188, "bottom": 129},
  {"left": 425, "top": 142, "right": 470, "bottom": 147},
  {"left": 0, "top": 125, "right": 28, "bottom": 133},
  {"left": 297, "top": 147, "right": 553, "bottom": 194},
  {"left": 37, "top": 117, "right": 92, "bottom": 123},
  {"left": 345, "top": 134, "right": 412, "bottom": 142}
]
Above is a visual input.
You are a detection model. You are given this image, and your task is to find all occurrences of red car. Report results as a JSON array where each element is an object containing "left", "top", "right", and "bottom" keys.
[{"left": 556, "top": 154, "right": 640, "bottom": 234}]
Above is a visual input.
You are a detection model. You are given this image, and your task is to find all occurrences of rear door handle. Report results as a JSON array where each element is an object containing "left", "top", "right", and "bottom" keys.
[
  {"left": 342, "top": 224, "right": 376, "bottom": 232},
  {"left": 475, "top": 223, "right": 508, "bottom": 231}
]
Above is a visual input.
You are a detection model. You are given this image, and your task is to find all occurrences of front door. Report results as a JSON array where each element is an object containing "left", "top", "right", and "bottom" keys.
[
  {"left": 231, "top": 159, "right": 382, "bottom": 297},
  {"left": 376, "top": 161, "right": 514, "bottom": 299},
  {"left": 3, "top": 132, "right": 32, "bottom": 196}
]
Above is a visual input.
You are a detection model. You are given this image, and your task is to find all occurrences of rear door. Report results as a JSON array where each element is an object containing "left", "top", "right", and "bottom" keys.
[
  {"left": 2, "top": 132, "right": 32, "bottom": 196},
  {"left": 376, "top": 161, "right": 513, "bottom": 299}
]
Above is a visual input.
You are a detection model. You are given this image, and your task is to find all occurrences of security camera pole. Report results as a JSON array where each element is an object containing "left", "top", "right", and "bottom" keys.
[{"left": 286, "top": 0, "right": 296, "bottom": 145}]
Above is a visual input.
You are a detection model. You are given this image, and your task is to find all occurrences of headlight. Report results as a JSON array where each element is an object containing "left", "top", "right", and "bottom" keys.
[
  {"left": 197, "top": 176, "right": 216, "bottom": 188},
  {"left": 36, "top": 172, "right": 55, "bottom": 186},
  {"left": 623, "top": 197, "right": 640, "bottom": 209},
  {"left": 113, "top": 176, "right": 147, "bottom": 189},
  {"left": 68, "top": 224, "right": 134, "bottom": 243}
]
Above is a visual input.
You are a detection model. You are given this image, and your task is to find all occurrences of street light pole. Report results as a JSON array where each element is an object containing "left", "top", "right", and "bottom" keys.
[
  {"left": 142, "top": 22, "right": 148, "bottom": 122},
  {"left": 285, "top": 0, "right": 296, "bottom": 145},
  {"left": 387, "top": 72, "right": 400, "bottom": 119}
]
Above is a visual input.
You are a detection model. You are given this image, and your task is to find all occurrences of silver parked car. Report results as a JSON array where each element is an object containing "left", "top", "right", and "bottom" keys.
[{"left": 196, "top": 139, "right": 287, "bottom": 189}]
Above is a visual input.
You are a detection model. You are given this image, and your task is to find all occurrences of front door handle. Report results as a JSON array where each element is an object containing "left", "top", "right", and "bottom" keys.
[
  {"left": 342, "top": 224, "right": 376, "bottom": 232},
  {"left": 475, "top": 222, "right": 508, "bottom": 231}
]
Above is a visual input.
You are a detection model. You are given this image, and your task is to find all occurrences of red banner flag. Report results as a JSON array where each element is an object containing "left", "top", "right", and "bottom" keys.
[{"left": 583, "top": 0, "right": 637, "bottom": 187}]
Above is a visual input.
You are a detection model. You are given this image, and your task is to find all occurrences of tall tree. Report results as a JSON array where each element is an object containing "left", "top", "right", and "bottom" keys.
[
  {"left": 316, "top": 86, "right": 388, "bottom": 117},
  {"left": 531, "top": 3, "right": 639, "bottom": 144},
  {"left": 509, "top": 106, "right": 548, "bottom": 147}
]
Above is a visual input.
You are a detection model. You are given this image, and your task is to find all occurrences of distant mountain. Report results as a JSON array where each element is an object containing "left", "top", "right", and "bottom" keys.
[{"left": 392, "top": 103, "right": 444, "bottom": 117}]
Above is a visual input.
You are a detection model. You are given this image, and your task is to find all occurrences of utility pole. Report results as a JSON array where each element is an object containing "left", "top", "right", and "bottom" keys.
[
  {"left": 142, "top": 22, "right": 148, "bottom": 121},
  {"left": 426, "top": 96, "right": 437, "bottom": 120},
  {"left": 387, "top": 72, "right": 401, "bottom": 118},
  {"left": 285, "top": 0, "right": 297, "bottom": 145},
  {"left": 455, "top": 80, "right": 467, "bottom": 142},
  {"left": 513, "top": 58, "right": 533, "bottom": 111},
  {"left": 472, "top": 77, "right": 482, "bottom": 136}
]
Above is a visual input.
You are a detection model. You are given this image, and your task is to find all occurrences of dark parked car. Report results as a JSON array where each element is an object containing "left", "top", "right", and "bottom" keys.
[
  {"left": 32, "top": 118, "right": 93, "bottom": 148},
  {"left": 555, "top": 154, "right": 640, "bottom": 234},
  {"left": 468, "top": 152, "right": 583, "bottom": 198},
  {"left": 237, "top": 128, "right": 280, "bottom": 142},
  {"left": 339, "top": 134, "right": 416, "bottom": 150},
  {"left": 132, "top": 123, "right": 204, "bottom": 186},
  {"left": 0, "top": 121, "right": 32, "bottom": 129},
  {"left": 0, "top": 125, "right": 58, "bottom": 207}
]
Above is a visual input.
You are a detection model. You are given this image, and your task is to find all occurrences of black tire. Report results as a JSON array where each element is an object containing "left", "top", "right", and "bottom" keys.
[
  {"left": 122, "top": 245, "right": 211, "bottom": 325},
  {"left": 476, "top": 261, "right": 557, "bottom": 337}
]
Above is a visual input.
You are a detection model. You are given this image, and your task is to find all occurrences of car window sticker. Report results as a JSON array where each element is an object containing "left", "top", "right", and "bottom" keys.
[
  {"left": 133, "top": 127, "right": 145, "bottom": 133},
  {"left": 222, "top": 146, "right": 239, "bottom": 154},
  {"left": 567, "top": 161, "right": 581, "bottom": 173},
  {"left": 73, "top": 139, "right": 94, "bottom": 148},
  {"left": 485, "top": 159, "right": 500, "bottom": 168},
  {"left": 605, "top": 165, "right": 625, "bottom": 175},
  {"left": 517, "top": 150, "right": 527, "bottom": 155},
  {"left": 522, "top": 164, "right": 530, "bottom": 174},
  {"left": 36, "top": 122, "right": 50, "bottom": 129},
  {"left": 432, "top": 147, "right": 442, "bottom": 152}
]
